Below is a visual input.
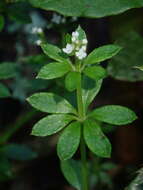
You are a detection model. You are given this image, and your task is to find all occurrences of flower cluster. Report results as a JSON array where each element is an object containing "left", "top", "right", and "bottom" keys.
[
  {"left": 51, "top": 13, "right": 77, "bottom": 25},
  {"left": 62, "top": 31, "right": 87, "bottom": 60},
  {"left": 31, "top": 27, "right": 43, "bottom": 34},
  {"left": 51, "top": 13, "right": 66, "bottom": 24},
  {"left": 35, "top": 39, "right": 42, "bottom": 46}
]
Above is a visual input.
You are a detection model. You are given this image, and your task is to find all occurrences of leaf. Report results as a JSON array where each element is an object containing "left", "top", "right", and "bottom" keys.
[
  {"left": 24, "top": 54, "right": 48, "bottom": 66},
  {"left": 57, "top": 122, "right": 81, "bottom": 160},
  {"left": 0, "top": 15, "right": 4, "bottom": 31},
  {"left": 108, "top": 32, "right": 143, "bottom": 81},
  {"left": 29, "top": 0, "right": 143, "bottom": 18},
  {"left": 41, "top": 43, "right": 68, "bottom": 62},
  {"left": 82, "top": 76, "right": 102, "bottom": 113},
  {"left": 76, "top": 25, "right": 86, "bottom": 40},
  {"left": 99, "top": 171, "right": 113, "bottom": 187},
  {"left": 135, "top": 66, "right": 143, "bottom": 71},
  {"left": 65, "top": 33, "right": 72, "bottom": 44},
  {"left": 125, "top": 168, "right": 143, "bottom": 190},
  {"left": 101, "top": 162, "right": 116, "bottom": 171},
  {"left": 0, "top": 62, "right": 17, "bottom": 79},
  {"left": 37, "top": 62, "right": 71, "bottom": 80},
  {"left": 84, "top": 119, "right": 111, "bottom": 158},
  {"left": 32, "top": 114, "right": 74, "bottom": 136},
  {"left": 84, "top": 45, "right": 122, "bottom": 65},
  {"left": 27, "top": 92, "right": 76, "bottom": 114},
  {"left": 1, "top": 144, "right": 37, "bottom": 161},
  {"left": 0, "top": 156, "right": 12, "bottom": 181},
  {"left": 61, "top": 159, "right": 82, "bottom": 190},
  {"left": 65, "top": 71, "right": 80, "bottom": 91},
  {"left": 0, "top": 83, "right": 11, "bottom": 98},
  {"left": 90, "top": 105, "right": 137, "bottom": 125},
  {"left": 83, "top": 65, "right": 107, "bottom": 80}
]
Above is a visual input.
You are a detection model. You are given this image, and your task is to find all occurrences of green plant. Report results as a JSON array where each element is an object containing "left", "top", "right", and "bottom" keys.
[
  {"left": 29, "top": 0, "right": 143, "bottom": 18},
  {"left": 27, "top": 26, "right": 137, "bottom": 190},
  {"left": 0, "top": 62, "right": 17, "bottom": 98},
  {"left": 125, "top": 168, "right": 143, "bottom": 190}
]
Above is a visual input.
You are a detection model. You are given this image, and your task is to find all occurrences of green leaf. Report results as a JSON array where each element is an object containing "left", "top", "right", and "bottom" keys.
[
  {"left": 57, "top": 122, "right": 81, "bottom": 160},
  {"left": 82, "top": 76, "right": 102, "bottom": 113},
  {"left": 65, "top": 71, "right": 80, "bottom": 91},
  {"left": 101, "top": 162, "right": 116, "bottom": 171},
  {"left": 125, "top": 168, "right": 143, "bottom": 190},
  {"left": 37, "top": 62, "right": 71, "bottom": 80},
  {"left": 84, "top": 119, "right": 111, "bottom": 158},
  {"left": 32, "top": 114, "right": 74, "bottom": 136},
  {"left": 27, "top": 92, "right": 77, "bottom": 114},
  {"left": 83, "top": 66, "right": 107, "bottom": 80},
  {"left": 99, "top": 171, "right": 113, "bottom": 187},
  {"left": 65, "top": 33, "right": 72, "bottom": 44},
  {"left": 76, "top": 25, "right": 86, "bottom": 41},
  {"left": 29, "top": 0, "right": 143, "bottom": 18},
  {"left": 135, "top": 66, "right": 143, "bottom": 71},
  {"left": 0, "top": 15, "right": 4, "bottom": 31},
  {"left": 108, "top": 32, "right": 143, "bottom": 81},
  {"left": 0, "top": 62, "right": 17, "bottom": 79},
  {"left": 90, "top": 105, "right": 137, "bottom": 125},
  {"left": 0, "top": 83, "right": 11, "bottom": 98},
  {"left": 61, "top": 159, "right": 82, "bottom": 190},
  {"left": 84, "top": 45, "right": 122, "bottom": 65},
  {"left": 41, "top": 43, "right": 67, "bottom": 62},
  {"left": 0, "top": 156, "right": 12, "bottom": 181},
  {"left": 1, "top": 144, "right": 37, "bottom": 161}
]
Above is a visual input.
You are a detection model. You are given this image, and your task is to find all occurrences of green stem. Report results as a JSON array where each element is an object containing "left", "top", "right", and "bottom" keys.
[
  {"left": 77, "top": 73, "right": 84, "bottom": 119},
  {"left": 76, "top": 73, "right": 88, "bottom": 190},
  {"left": 80, "top": 128, "right": 88, "bottom": 190}
]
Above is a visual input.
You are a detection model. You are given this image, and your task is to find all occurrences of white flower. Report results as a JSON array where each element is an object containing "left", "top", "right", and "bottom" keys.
[
  {"left": 62, "top": 30, "right": 88, "bottom": 59},
  {"left": 61, "top": 18, "right": 66, "bottom": 23},
  {"left": 72, "top": 31, "right": 79, "bottom": 43},
  {"left": 36, "top": 40, "right": 42, "bottom": 46},
  {"left": 51, "top": 13, "right": 62, "bottom": 24},
  {"left": 63, "top": 44, "right": 74, "bottom": 54},
  {"left": 82, "top": 39, "right": 88, "bottom": 44},
  {"left": 37, "top": 28, "right": 43, "bottom": 33},
  {"left": 32, "top": 27, "right": 43, "bottom": 34},
  {"left": 72, "top": 36, "right": 77, "bottom": 42},
  {"left": 71, "top": 17, "right": 77, "bottom": 22},
  {"left": 81, "top": 45, "right": 86, "bottom": 51},
  {"left": 32, "top": 27, "right": 38, "bottom": 34},
  {"left": 72, "top": 31, "right": 79, "bottom": 38},
  {"left": 75, "top": 48, "right": 87, "bottom": 60}
]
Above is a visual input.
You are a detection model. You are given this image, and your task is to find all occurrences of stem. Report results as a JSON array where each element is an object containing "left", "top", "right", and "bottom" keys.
[
  {"left": 77, "top": 73, "right": 84, "bottom": 119},
  {"left": 80, "top": 128, "right": 88, "bottom": 190},
  {"left": 76, "top": 73, "right": 88, "bottom": 190}
]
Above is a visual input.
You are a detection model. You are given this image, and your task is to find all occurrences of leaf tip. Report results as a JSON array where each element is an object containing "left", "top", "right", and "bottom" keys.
[
  {"left": 133, "top": 113, "right": 138, "bottom": 121},
  {"left": 26, "top": 97, "right": 30, "bottom": 103},
  {"left": 36, "top": 74, "right": 40, "bottom": 79},
  {"left": 31, "top": 129, "right": 39, "bottom": 137}
]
